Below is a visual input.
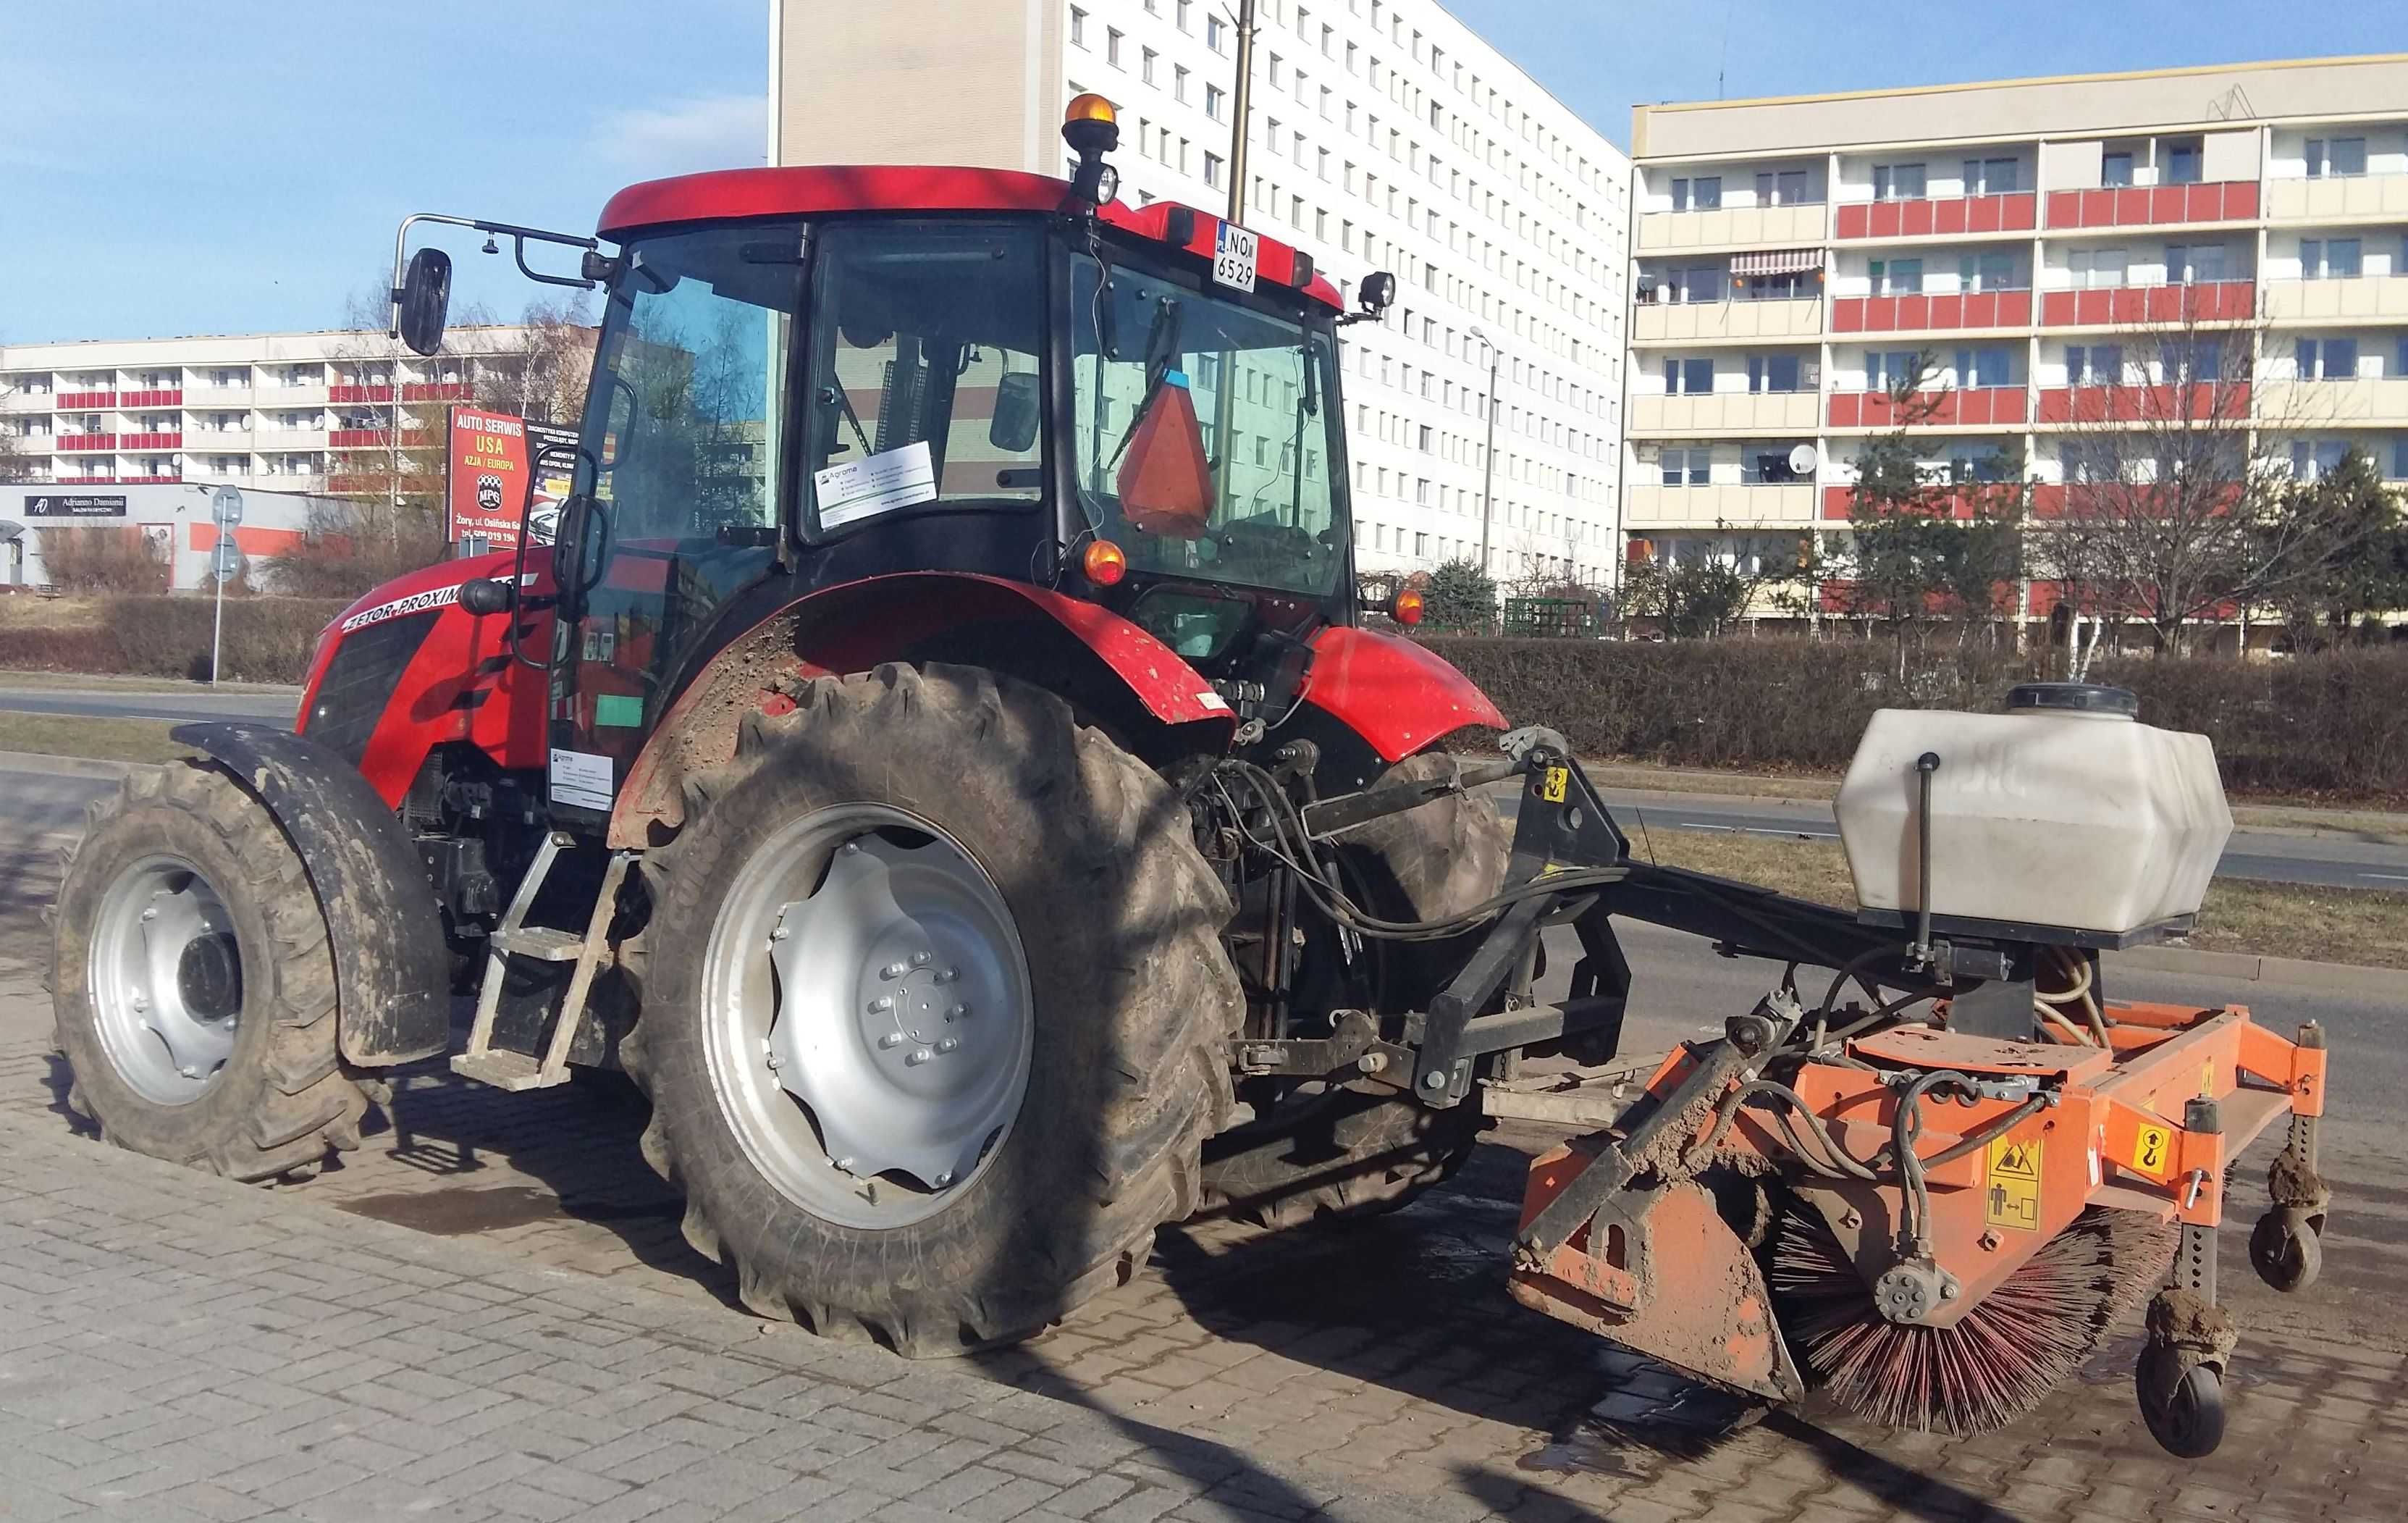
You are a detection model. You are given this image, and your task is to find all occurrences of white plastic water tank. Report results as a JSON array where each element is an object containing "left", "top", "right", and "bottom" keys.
[{"left": 1833, "top": 684, "right": 2232, "bottom": 938}]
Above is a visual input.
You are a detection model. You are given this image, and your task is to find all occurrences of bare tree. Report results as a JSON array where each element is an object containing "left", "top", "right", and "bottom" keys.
[
  {"left": 0, "top": 381, "right": 37, "bottom": 483},
  {"left": 2032, "top": 307, "right": 2364, "bottom": 658},
  {"left": 1622, "top": 521, "right": 1811, "bottom": 640}
]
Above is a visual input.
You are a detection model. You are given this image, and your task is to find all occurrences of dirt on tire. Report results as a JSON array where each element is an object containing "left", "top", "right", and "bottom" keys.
[
  {"left": 626, "top": 662, "right": 1244, "bottom": 1356},
  {"left": 50, "top": 760, "right": 371, "bottom": 1183}
]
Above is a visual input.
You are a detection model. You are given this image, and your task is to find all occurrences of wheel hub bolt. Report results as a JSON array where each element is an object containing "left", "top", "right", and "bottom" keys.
[
  {"left": 131, "top": 994, "right": 149, "bottom": 1011},
  {"left": 933, "top": 1171, "right": 953, "bottom": 1188},
  {"left": 933, "top": 968, "right": 957, "bottom": 984},
  {"left": 841, "top": 842, "right": 861, "bottom": 855},
  {"left": 946, "top": 1004, "right": 967, "bottom": 1021},
  {"left": 765, "top": 1053, "right": 780, "bottom": 1071},
  {"left": 877, "top": 1032, "right": 904, "bottom": 1049},
  {"left": 906, "top": 1047, "right": 934, "bottom": 1066},
  {"left": 911, "top": 952, "right": 930, "bottom": 967},
  {"left": 140, "top": 907, "right": 159, "bottom": 923},
  {"left": 881, "top": 962, "right": 907, "bottom": 979},
  {"left": 936, "top": 1037, "right": 960, "bottom": 1054}
]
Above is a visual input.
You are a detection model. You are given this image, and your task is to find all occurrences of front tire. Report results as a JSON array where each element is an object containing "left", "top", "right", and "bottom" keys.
[
  {"left": 50, "top": 761, "right": 370, "bottom": 1182},
  {"left": 630, "top": 663, "right": 1242, "bottom": 1354}
]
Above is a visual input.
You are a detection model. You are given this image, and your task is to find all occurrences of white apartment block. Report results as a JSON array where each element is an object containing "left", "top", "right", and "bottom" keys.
[
  {"left": 772, "top": 0, "right": 1630, "bottom": 586},
  {"left": 0, "top": 327, "right": 547, "bottom": 496},
  {"left": 1624, "top": 53, "right": 2408, "bottom": 618}
]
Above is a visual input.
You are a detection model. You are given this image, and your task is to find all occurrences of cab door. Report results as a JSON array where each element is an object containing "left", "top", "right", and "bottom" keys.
[{"left": 544, "top": 222, "right": 807, "bottom": 820}]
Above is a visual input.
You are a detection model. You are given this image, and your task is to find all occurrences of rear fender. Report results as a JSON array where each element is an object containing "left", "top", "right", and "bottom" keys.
[
  {"left": 170, "top": 722, "right": 450, "bottom": 1066},
  {"left": 610, "top": 572, "right": 1235, "bottom": 847}
]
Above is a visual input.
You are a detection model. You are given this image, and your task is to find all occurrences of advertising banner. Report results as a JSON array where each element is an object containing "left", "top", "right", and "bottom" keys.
[{"left": 22, "top": 494, "right": 128, "bottom": 518}]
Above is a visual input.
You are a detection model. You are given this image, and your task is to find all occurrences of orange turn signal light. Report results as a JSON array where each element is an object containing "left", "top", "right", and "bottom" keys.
[
  {"left": 1392, "top": 588, "right": 1425, "bottom": 626},
  {"left": 1066, "top": 93, "right": 1118, "bottom": 128},
  {"left": 1083, "top": 539, "right": 1128, "bottom": 586}
]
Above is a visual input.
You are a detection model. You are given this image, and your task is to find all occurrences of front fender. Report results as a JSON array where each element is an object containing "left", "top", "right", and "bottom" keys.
[
  {"left": 1298, "top": 626, "right": 1507, "bottom": 766},
  {"left": 170, "top": 722, "right": 450, "bottom": 1067},
  {"left": 610, "top": 572, "right": 1234, "bottom": 846}
]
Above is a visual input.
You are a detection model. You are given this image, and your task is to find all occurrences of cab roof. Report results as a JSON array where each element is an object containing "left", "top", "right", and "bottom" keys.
[{"left": 597, "top": 166, "right": 1347, "bottom": 313}]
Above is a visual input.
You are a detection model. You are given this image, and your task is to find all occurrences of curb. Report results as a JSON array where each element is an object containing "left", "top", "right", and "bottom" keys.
[
  {"left": 2107, "top": 944, "right": 2401, "bottom": 998},
  {"left": 0, "top": 749, "right": 143, "bottom": 780}
]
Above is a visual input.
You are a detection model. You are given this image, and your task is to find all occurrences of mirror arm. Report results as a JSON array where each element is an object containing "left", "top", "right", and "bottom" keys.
[{"left": 390, "top": 212, "right": 602, "bottom": 335}]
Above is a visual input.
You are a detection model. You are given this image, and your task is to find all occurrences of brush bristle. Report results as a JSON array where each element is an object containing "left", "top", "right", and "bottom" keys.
[{"left": 1768, "top": 1205, "right": 2176, "bottom": 1433}]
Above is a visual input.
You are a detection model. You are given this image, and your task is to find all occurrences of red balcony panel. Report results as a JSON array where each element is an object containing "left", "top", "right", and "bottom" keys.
[
  {"left": 119, "top": 432, "right": 181, "bottom": 450},
  {"left": 119, "top": 388, "right": 182, "bottom": 408},
  {"left": 56, "top": 390, "right": 116, "bottom": 409},
  {"left": 1902, "top": 200, "right": 1935, "bottom": 237},
  {"left": 2037, "top": 382, "right": 2249, "bottom": 426},
  {"left": 1999, "top": 290, "right": 2032, "bottom": 326},
  {"left": 1897, "top": 294, "right": 1931, "bottom": 329},
  {"left": 54, "top": 433, "right": 116, "bottom": 451},
  {"left": 1870, "top": 201, "right": 1900, "bottom": 238},
  {"left": 1828, "top": 393, "right": 1863, "bottom": 428},
  {"left": 1822, "top": 486, "right": 1853, "bottom": 520},
  {"left": 1837, "top": 204, "right": 1868, "bottom": 239},
  {"left": 329, "top": 384, "right": 395, "bottom": 404},
  {"left": 2221, "top": 181, "right": 2257, "bottom": 219},
  {"left": 400, "top": 382, "right": 472, "bottom": 401},
  {"left": 1832, "top": 298, "right": 1866, "bottom": 332},
  {"left": 2031, "top": 484, "right": 2066, "bottom": 519},
  {"left": 1937, "top": 200, "right": 1969, "bottom": 235},
  {"left": 329, "top": 428, "right": 392, "bottom": 448},
  {"left": 117, "top": 474, "right": 182, "bottom": 484},
  {"left": 2151, "top": 185, "right": 2189, "bottom": 225}
]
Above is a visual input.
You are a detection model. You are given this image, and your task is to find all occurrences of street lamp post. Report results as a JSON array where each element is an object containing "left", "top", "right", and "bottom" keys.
[
  {"left": 1223, "top": 0, "right": 1256, "bottom": 225},
  {"left": 1470, "top": 326, "right": 1501, "bottom": 576}
]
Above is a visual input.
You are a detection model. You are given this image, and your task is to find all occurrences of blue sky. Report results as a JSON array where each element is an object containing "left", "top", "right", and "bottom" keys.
[{"left": 3, "top": 2, "right": 2404, "bottom": 343}]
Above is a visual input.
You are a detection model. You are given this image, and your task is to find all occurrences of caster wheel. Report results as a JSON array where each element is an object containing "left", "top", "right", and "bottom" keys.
[
  {"left": 2137, "top": 1344, "right": 2226, "bottom": 1459},
  {"left": 2249, "top": 1207, "right": 2323, "bottom": 1293}
]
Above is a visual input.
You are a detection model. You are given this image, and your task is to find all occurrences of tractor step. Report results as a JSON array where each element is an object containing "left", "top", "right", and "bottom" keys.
[
  {"left": 492, "top": 926, "right": 586, "bottom": 961},
  {"left": 449, "top": 1049, "right": 568, "bottom": 1091}
]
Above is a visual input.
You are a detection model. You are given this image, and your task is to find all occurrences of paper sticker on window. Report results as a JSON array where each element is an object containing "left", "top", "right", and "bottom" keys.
[
  {"left": 814, "top": 440, "right": 938, "bottom": 530},
  {"left": 1214, "top": 222, "right": 1258, "bottom": 293},
  {"left": 549, "top": 747, "right": 615, "bottom": 813}
]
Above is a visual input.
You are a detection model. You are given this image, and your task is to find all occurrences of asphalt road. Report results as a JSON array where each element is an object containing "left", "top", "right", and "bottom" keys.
[{"left": 0, "top": 684, "right": 298, "bottom": 726}]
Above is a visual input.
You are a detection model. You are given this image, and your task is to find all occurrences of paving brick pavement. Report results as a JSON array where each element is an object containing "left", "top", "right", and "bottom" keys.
[{"left": 1, "top": 955, "right": 2398, "bottom": 1521}]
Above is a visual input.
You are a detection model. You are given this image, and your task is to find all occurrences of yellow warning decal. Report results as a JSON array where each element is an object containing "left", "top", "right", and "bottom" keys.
[
  {"left": 1984, "top": 1133, "right": 2042, "bottom": 1232},
  {"left": 1541, "top": 766, "right": 1569, "bottom": 804},
  {"left": 2132, "top": 1123, "right": 2173, "bottom": 1178},
  {"left": 2199, "top": 1060, "right": 2215, "bottom": 1098}
]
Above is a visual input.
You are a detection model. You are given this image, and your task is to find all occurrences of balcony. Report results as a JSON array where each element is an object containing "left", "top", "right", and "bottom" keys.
[
  {"left": 2039, "top": 281, "right": 2254, "bottom": 327},
  {"left": 329, "top": 428, "right": 392, "bottom": 448},
  {"left": 400, "top": 381, "right": 473, "bottom": 402},
  {"left": 118, "top": 473, "right": 182, "bottom": 485},
  {"left": 329, "top": 384, "right": 395, "bottom": 404},
  {"left": 119, "top": 388, "right": 182, "bottom": 408},
  {"left": 55, "top": 390, "right": 116, "bottom": 410},
  {"left": 1827, "top": 387, "right": 2027, "bottom": 429},
  {"left": 1830, "top": 290, "right": 2031, "bottom": 334},
  {"left": 2261, "top": 274, "right": 2408, "bottom": 324},
  {"left": 2044, "top": 181, "right": 2257, "bottom": 230},
  {"left": 1633, "top": 298, "right": 1822, "bottom": 345},
  {"left": 119, "top": 432, "right": 182, "bottom": 450},
  {"left": 54, "top": 433, "right": 117, "bottom": 452},
  {"left": 2255, "top": 377, "right": 2408, "bottom": 427},
  {"left": 1635, "top": 201, "right": 1827, "bottom": 254},
  {"left": 2265, "top": 174, "right": 2408, "bottom": 224},
  {"left": 1624, "top": 482, "right": 1818, "bottom": 529},
  {"left": 2035, "top": 383, "right": 2249, "bottom": 426},
  {"left": 1819, "top": 486, "right": 2011, "bottom": 521},
  {"left": 1835, "top": 193, "right": 2037, "bottom": 241},
  {"left": 1628, "top": 390, "right": 1822, "bottom": 435}
]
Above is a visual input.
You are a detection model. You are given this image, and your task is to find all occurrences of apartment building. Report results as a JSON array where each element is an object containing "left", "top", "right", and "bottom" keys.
[
  {"left": 771, "top": 0, "right": 1630, "bottom": 585},
  {"left": 1625, "top": 53, "right": 2408, "bottom": 618},
  {"left": 0, "top": 327, "right": 550, "bottom": 496}
]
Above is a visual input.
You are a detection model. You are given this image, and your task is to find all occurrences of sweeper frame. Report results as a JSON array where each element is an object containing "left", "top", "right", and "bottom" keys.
[{"left": 1315, "top": 732, "right": 2331, "bottom": 1456}]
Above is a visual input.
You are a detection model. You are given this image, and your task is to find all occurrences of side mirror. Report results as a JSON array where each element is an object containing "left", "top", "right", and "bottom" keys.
[
  {"left": 989, "top": 372, "right": 1041, "bottom": 453},
  {"left": 395, "top": 247, "right": 453, "bottom": 356}
]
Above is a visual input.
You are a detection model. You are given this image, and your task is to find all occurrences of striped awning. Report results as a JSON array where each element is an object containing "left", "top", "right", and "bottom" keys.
[{"left": 1731, "top": 248, "right": 1823, "bottom": 277}]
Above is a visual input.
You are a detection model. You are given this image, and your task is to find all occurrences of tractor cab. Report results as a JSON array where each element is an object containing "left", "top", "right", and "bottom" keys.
[{"left": 390, "top": 95, "right": 1399, "bottom": 800}]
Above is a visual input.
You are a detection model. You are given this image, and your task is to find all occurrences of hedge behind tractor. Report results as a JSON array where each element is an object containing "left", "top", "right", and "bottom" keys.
[{"left": 49, "top": 99, "right": 2329, "bottom": 1453}]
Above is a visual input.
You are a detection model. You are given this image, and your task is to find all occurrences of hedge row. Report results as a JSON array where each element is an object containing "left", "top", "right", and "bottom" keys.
[
  {"left": 1420, "top": 636, "right": 2408, "bottom": 804},
  {"left": 0, "top": 597, "right": 350, "bottom": 685}
]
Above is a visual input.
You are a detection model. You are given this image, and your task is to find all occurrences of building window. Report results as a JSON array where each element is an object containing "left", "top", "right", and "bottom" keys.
[
  {"left": 2391, "top": 438, "right": 2408, "bottom": 482},
  {"left": 2290, "top": 440, "right": 2347, "bottom": 479},
  {"left": 1141, "top": 47, "right": 1156, "bottom": 83},
  {"left": 2163, "top": 139, "right": 2203, "bottom": 185},
  {"left": 1754, "top": 168, "right": 1811, "bottom": 206},
  {"left": 2065, "top": 344, "right": 2123, "bottom": 387},
  {"left": 1205, "top": 14, "right": 1225, "bottom": 51},
  {"left": 2101, "top": 150, "right": 2135, "bottom": 187},
  {"left": 1203, "top": 151, "right": 1224, "bottom": 188},
  {"left": 1205, "top": 83, "right": 1226, "bottom": 120},
  {"left": 1106, "top": 27, "right": 1121, "bottom": 64},
  {"left": 1953, "top": 345, "right": 2012, "bottom": 389},
  {"left": 1747, "top": 353, "right": 1803, "bottom": 393},
  {"left": 1173, "top": 64, "right": 1189, "bottom": 101},
  {"left": 1869, "top": 257, "right": 1922, "bottom": 296},
  {"left": 1069, "top": 6, "right": 1085, "bottom": 46},
  {"left": 1668, "top": 175, "right": 1721, "bottom": 211},
  {"left": 1663, "top": 357, "right": 1713, "bottom": 395},
  {"left": 2296, "top": 337, "right": 2359, "bottom": 380},
  {"left": 1872, "top": 162, "right": 1926, "bottom": 201},
  {"left": 2305, "top": 136, "right": 2368, "bottom": 178},
  {"left": 2301, "top": 238, "right": 2362, "bottom": 279},
  {"left": 1176, "top": 0, "right": 1192, "bottom": 30},
  {"left": 1866, "top": 350, "right": 1924, "bottom": 392},
  {"left": 1958, "top": 250, "right": 2018, "bottom": 293},
  {"left": 1961, "top": 156, "right": 2018, "bottom": 195},
  {"left": 2070, "top": 247, "right": 2127, "bottom": 288},
  {"left": 1744, "top": 446, "right": 1806, "bottom": 484},
  {"left": 1659, "top": 447, "right": 1709, "bottom": 486}
]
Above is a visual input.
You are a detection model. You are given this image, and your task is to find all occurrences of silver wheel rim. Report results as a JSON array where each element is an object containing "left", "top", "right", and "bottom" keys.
[
  {"left": 700, "top": 803, "right": 1035, "bottom": 1230},
  {"left": 88, "top": 855, "right": 245, "bottom": 1106}
]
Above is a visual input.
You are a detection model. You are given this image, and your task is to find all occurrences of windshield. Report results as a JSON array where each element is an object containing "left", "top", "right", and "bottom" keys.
[{"left": 1071, "top": 254, "right": 1346, "bottom": 597}]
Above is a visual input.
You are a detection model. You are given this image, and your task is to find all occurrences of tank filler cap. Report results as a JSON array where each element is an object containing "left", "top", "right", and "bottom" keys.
[{"left": 2004, "top": 682, "right": 2139, "bottom": 721}]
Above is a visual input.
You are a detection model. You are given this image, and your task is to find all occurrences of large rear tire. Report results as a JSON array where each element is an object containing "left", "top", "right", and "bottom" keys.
[
  {"left": 628, "top": 663, "right": 1242, "bottom": 1354},
  {"left": 50, "top": 760, "right": 370, "bottom": 1182},
  {"left": 1201, "top": 749, "right": 1509, "bottom": 1226}
]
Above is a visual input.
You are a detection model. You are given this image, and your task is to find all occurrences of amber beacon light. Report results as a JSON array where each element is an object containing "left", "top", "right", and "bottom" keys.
[{"left": 1082, "top": 539, "right": 1129, "bottom": 586}]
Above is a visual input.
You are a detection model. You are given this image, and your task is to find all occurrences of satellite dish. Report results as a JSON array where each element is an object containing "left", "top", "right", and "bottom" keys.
[{"left": 1788, "top": 444, "right": 1819, "bottom": 477}]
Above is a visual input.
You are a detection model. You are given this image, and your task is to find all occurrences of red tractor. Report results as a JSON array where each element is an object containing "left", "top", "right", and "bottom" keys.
[{"left": 51, "top": 99, "right": 2332, "bottom": 1459}]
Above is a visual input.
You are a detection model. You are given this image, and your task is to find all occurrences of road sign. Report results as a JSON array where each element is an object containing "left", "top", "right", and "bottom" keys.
[{"left": 211, "top": 486, "right": 244, "bottom": 529}]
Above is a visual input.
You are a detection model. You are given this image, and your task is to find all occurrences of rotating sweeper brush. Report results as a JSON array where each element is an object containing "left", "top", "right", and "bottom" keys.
[{"left": 1493, "top": 684, "right": 2336, "bottom": 1453}]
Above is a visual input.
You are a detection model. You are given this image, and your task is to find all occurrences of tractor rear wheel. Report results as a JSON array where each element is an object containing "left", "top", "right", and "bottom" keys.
[
  {"left": 628, "top": 663, "right": 1242, "bottom": 1355},
  {"left": 50, "top": 761, "right": 371, "bottom": 1182},
  {"left": 1201, "top": 749, "right": 1510, "bottom": 1227}
]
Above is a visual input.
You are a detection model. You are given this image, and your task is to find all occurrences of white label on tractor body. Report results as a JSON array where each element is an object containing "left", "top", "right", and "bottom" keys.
[
  {"left": 1213, "top": 222, "right": 1258, "bottom": 293},
  {"left": 814, "top": 440, "right": 938, "bottom": 530},
  {"left": 549, "top": 747, "right": 615, "bottom": 813}
]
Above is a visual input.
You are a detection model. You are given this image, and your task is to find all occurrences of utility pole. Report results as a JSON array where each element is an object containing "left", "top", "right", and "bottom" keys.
[
  {"left": 1471, "top": 327, "right": 1501, "bottom": 576},
  {"left": 1224, "top": 0, "right": 1255, "bottom": 225}
]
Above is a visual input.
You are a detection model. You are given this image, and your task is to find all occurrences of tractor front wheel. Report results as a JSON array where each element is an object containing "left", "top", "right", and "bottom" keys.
[{"left": 629, "top": 663, "right": 1242, "bottom": 1355}]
